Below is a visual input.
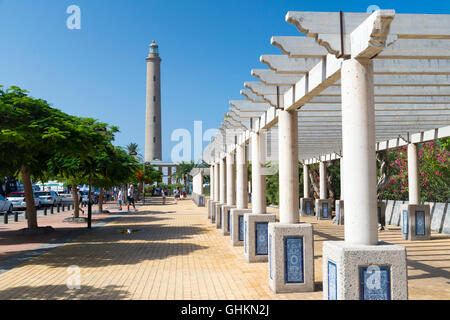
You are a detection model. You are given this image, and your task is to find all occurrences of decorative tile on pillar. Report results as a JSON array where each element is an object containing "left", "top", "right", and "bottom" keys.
[
  {"left": 327, "top": 261, "right": 337, "bottom": 300},
  {"left": 244, "top": 220, "right": 247, "bottom": 253},
  {"left": 402, "top": 210, "right": 408, "bottom": 235},
  {"left": 269, "top": 234, "right": 273, "bottom": 280},
  {"left": 255, "top": 222, "right": 268, "bottom": 255},
  {"left": 415, "top": 211, "right": 426, "bottom": 236},
  {"left": 219, "top": 207, "right": 222, "bottom": 226},
  {"left": 284, "top": 237, "right": 304, "bottom": 283},
  {"left": 306, "top": 201, "right": 312, "bottom": 215},
  {"left": 199, "top": 197, "right": 204, "bottom": 206},
  {"left": 322, "top": 203, "right": 329, "bottom": 218},
  {"left": 239, "top": 216, "right": 244, "bottom": 241},
  {"left": 360, "top": 266, "right": 391, "bottom": 300},
  {"left": 227, "top": 210, "right": 231, "bottom": 232}
]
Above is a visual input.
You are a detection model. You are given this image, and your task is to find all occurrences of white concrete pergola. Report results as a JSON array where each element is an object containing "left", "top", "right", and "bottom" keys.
[{"left": 203, "top": 10, "right": 450, "bottom": 299}]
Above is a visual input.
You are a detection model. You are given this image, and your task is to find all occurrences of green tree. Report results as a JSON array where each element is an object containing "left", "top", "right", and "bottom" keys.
[{"left": 0, "top": 86, "right": 91, "bottom": 230}]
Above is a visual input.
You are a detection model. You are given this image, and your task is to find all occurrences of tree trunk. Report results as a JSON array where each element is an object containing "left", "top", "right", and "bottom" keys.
[
  {"left": 99, "top": 187, "right": 104, "bottom": 213},
  {"left": 21, "top": 164, "right": 38, "bottom": 229},
  {"left": 377, "top": 150, "right": 389, "bottom": 199},
  {"left": 326, "top": 162, "right": 335, "bottom": 202},
  {"left": 308, "top": 169, "right": 320, "bottom": 199},
  {"left": 72, "top": 182, "right": 79, "bottom": 218}
]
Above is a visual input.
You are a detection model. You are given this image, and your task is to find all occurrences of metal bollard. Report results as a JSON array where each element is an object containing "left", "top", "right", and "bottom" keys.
[
  {"left": 62, "top": 204, "right": 65, "bottom": 211},
  {"left": 14, "top": 212, "right": 18, "bottom": 222},
  {"left": 44, "top": 207, "right": 47, "bottom": 216},
  {"left": 24, "top": 211, "right": 27, "bottom": 219},
  {"left": 3, "top": 213, "right": 8, "bottom": 224},
  {"left": 57, "top": 204, "right": 60, "bottom": 213},
  {"left": 50, "top": 206, "right": 54, "bottom": 214}
]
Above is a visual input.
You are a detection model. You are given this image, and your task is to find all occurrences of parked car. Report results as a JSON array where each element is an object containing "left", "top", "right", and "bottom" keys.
[
  {"left": 6, "top": 191, "right": 41, "bottom": 210},
  {"left": 0, "top": 194, "right": 13, "bottom": 214},
  {"left": 35, "top": 191, "right": 62, "bottom": 207}
]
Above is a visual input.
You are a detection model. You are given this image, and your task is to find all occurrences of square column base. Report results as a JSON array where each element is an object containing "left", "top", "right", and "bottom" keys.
[
  {"left": 244, "top": 213, "right": 276, "bottom": 263},
  {"left": 207, "top": 200, "right": 217, "bottom": 219},
  {"left": 322, "top": 241, "right": 408, "bottom": 300},
  {"left": 315, "top": 199, "right": 333, "bottom": 220},
  {"left": 221, "top": 205, "right": 236, "bottom": 235},
  {"left": 300, "top": 198, "right": 314, "bottom": 217},
  {"left": 401, "top": 204, "right": 431, "bottom": 240},
  {"left": 335, "top": 200, "right": 344, "bottom": 225},
  {"left": 230, "top": 209, "right": 252, "bottom": 246},
  {"left": 213, "top": 202, "right": 223, "bottom": 224},
  {"left": 214, "top": 203, "right": 226, "bottom": 228},
  {"left": 268, "top": 223, "right": 315, "bottom": 293}
]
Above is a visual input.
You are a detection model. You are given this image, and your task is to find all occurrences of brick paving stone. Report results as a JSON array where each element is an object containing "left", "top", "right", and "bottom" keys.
[{"left": 0, "top": 198, "right": 448, "bottom": 300}]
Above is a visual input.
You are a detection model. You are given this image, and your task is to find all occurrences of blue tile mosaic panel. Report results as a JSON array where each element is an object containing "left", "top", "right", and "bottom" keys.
[
  {"left": 322, "top": 203, "right": 329, "bottom": 218},
  {"left": 360, "top": 266, "right": 391, "bottom": 300},
  {"left": 306, "top": 201, "right": 311, "bottom": 215},
  {"left": 284, "top": 237, "right": 304, "bottom": 283},
  {"left": 219, "top": 207, "right": 222, "bottom": 226},
  {"left": 255, "top": 222, "right": 269, "bottom": 255},
  {"left": 227, "top": 210, "right": 231, "bottom": 232},
  {"left": 415, "top": 210, "right": 426, "bottom": 236},
  {"left": 328, "top": 261, "right": 337, "bottom": 300},
  {"left": 244, "top": 220, "right": 247, "bottom": 253},
  {"left": 269, "top": 234, "right": 272, "bottom": 280},
  {"left": 199, "top": 197, "right": 204, "bottom": 206},
  {"left": 238, "top": 216, "right": 244, "bottom": 242},
  {"left": 402, "top": 210, "right": 408, "bottom": 235}
]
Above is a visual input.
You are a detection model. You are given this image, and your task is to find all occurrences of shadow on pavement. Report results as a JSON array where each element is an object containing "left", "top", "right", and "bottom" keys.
[{"left": 0, "top": 284, "right": 130, "bottom": 300}]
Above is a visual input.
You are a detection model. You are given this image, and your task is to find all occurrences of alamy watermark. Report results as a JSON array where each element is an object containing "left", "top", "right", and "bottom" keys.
[
  {"left": 66, "top": 265, "right": 81, "bottom": 290},
  {"left": 66, "top": 5, "right": 81, "bottom": 30}
]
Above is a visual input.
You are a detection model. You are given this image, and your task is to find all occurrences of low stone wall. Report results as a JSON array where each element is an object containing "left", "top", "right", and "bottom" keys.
[
  {"left": 383, "top": 200, "right": 450, "bottom": 235},
  {"left": 192, "top": 192, "right": 206, "bottom": 207}
]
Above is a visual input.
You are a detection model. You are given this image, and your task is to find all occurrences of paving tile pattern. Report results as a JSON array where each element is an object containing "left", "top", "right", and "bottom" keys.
[{"left": 0, "top": 198, "right": 448, "bottom": 300}]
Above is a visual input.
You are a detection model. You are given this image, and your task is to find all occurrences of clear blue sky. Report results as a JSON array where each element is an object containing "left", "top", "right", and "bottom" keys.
[{"left": 1, "top": 0, "right": 448, "bottom": 162}]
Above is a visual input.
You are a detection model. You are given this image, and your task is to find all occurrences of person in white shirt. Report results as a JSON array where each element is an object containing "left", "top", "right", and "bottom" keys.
[
  {"left": 118, "top": 188, "right": 123, "bottom": 210},
  {"left": 127, "top": 185, "right": 137, "bottom": 212}
]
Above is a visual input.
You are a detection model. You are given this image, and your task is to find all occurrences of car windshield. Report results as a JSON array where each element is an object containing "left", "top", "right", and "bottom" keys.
[{"left": 8, "top": 192, "right": 24, "bottom": 198}]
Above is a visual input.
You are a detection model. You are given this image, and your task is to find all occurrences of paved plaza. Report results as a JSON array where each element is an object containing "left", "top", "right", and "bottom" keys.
[{"left": 0, "top": 198, "right": 448, "bottom": 300}]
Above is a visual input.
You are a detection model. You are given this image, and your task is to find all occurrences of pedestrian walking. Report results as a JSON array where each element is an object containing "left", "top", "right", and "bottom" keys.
[
  {"left": 118, "top": 188, "right": 123, "bottom": 210},
  {"left": 77, "top": 189, "right": 84, "bottom": 214},
  {"left": 162, "top": 188, "right": 166, "bottom": 205},
  {"left": 127, "top": 185, "right": 137, "bottom": 212}
]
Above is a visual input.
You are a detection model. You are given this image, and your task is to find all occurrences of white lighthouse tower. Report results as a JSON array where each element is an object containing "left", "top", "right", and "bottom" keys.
[{"left": 145, "top": 40, "right": 162, "bottom": 162}]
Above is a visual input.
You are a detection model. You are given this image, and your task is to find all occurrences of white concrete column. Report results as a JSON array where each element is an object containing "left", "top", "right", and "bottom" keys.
[
  {"left": 408, "top": 143, "right": 420, "bottom": 205},
  {"left": 341, "top": 58, "right": 378, "bottom": 246},
  {"left": 210, "top": 165, "right": 215, "bottom": 201},
  {"left": 199, "top": 170, "right": 204, "bottom": 195},
  {"left": 319, "top": 162, "right": 327, "bottom": 199},
  {"left": 279, "top": 110, "right": 299, "bottom": 224},
  {"left": 251, "top": 131, "right": 266, "bottom": 214},
  {"left": 236, "top": 143, "right": 248, "bottom": 209},
  {"left": 340, "top": 158, "right": 344, "bottom": 200},
  {"left": 214, "top": 162, "right": 220, "bottom": 202},
  {"left": 303, "top": 164, "right": 310, "bottom": 198},
  {"left": 226, "top": 152, "right": 236, "bottom": 206},
  {"left": 219, "top": 156, "right": 226, "bottom": 204}
]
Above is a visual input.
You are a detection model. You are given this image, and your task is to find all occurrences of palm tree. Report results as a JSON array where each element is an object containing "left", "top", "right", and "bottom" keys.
[
  {"left": 126, "top": 143, "right": 139, "bottom": 157},
  {"left": 172, "top": 161, "right": 195, "bottom": 191}
]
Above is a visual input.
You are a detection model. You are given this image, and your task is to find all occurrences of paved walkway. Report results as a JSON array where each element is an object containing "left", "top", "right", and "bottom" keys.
[{"left": 0, "top": 198, "right": 449, "bottom": 300}]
